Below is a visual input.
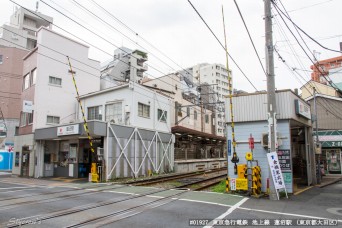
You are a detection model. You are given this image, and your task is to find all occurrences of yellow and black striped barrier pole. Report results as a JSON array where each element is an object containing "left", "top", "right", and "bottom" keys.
[{"left": 67, "top": 56, "right": 99, "bottom": 183}]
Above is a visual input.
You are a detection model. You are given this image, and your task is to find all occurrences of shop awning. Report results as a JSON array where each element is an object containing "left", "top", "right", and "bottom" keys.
[{"left": 171, "top": 125, "right": 226, "bottom": 141}]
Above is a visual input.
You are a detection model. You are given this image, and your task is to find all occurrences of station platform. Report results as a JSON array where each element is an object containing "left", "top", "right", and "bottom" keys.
[{"left": 174, "top": 158, "right": 227, "bottom": 173}]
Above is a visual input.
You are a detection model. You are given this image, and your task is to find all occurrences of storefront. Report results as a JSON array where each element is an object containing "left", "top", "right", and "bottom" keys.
[
  {"left": 34, "top": 121, "right": 106, "bottom": 178},
  {"left": 318, "top": 130, "right": 342, "bottom": 174}
]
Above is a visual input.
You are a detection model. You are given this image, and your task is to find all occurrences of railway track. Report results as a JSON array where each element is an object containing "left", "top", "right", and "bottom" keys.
[
  {"left": 127, "top": 167, "right": 226, "bottom": 186},
  {"left": 2, "top": 168, "right": 227, "bottom": 227}
]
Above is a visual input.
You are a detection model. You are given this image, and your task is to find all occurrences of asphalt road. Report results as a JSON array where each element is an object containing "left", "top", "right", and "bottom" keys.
[{"left": 0, "top": 176, "right": 340, "bottom": 228}]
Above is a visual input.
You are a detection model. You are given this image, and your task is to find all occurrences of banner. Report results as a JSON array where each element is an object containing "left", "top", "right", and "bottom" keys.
[{"left": 267, "top": 152, "right": 286, "bottom": 190}]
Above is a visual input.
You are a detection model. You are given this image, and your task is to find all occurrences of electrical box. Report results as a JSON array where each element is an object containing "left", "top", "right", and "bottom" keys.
[{"left": 237, "top": 164, "right": 247, "bottom": 179}]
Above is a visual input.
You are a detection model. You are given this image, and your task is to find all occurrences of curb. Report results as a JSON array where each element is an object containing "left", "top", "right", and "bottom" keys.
[
  {"left": 317, "top": 177, "right": 342, "bottom": 188},
  {"left": 293, "top": 186, "right": 313, "bottom": 196}
]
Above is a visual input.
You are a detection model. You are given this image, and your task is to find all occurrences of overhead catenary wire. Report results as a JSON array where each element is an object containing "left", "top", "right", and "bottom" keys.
[
  {"left": 186, "top": 0, "right": 258, "bottom": 92},
  {"left": 232, "top": 0, "right": 267, "bottom": 77}
]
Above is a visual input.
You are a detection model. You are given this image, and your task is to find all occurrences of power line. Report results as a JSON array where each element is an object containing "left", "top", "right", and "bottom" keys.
[
  {"left": 272, "top": 6, "right": 342, "bottom": 116},
  {"left": 67, "top": 0, "right": 195, "bottom": 81},
  {"left": 1, "top": 35, "right": 217, "bottom": 120},
  {"left": 186, "top": 0, "right": 258, "bottom": 91},
  {"left": 16, "top": 1, "right": 205, "bottom": 96},
  {"left": 271, "top": 1, "right": 342, "bottom": 96},
  {"left": 273, "top": 0, "right": 342, "bottom": 54},
  {"left": 232, "top": 0, "right": 267, "bottom": 76},
  {"left": 274, "top": 48, "right": 342, "bottom": 120},
  {"left": 287, "top": 0, "right": 334, "bottom": 13},
  {"left": 5, "top": 2, "right": 224, "bottom": 121}
]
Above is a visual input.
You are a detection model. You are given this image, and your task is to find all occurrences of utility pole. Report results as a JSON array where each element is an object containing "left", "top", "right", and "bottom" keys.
[
  {"left": 265, "top": 0, "right": 277, "bottom": 200},
  {"left": 313, "top": 87, "right": 321, "bottom": 184}
]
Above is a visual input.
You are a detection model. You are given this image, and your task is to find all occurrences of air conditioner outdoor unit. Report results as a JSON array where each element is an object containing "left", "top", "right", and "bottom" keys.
[{"left": 261, "top": 133, "right": 282, "bottom": 148}]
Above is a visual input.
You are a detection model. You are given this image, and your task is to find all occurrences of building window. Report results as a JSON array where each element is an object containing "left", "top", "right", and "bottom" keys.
[
  {"left": 194, "top": 110, "right": 197, "bottom": 120},
  {"left": 157, "top": 109, "right": 167, "bottom": 122},
  {"left": 28, "top": 111, "right": 34, "bottom": 124},
  {"left": 31, "top": 68, "right": 37, "bottom": 85},
  {"left": 88, "top": 106, "right": 102, "bottom": 120},
  {"left": 205, "top": 114, "right": 209, "bottom": 123},
  {"left": 47, "top": 115, "right": 60, "bottom": 125},
  {"left": 138, "top": 103, "right": 150, "bottom": 118},
  {"left": 23, "top": 73, "right": 30, "bottom": 90},
  {"left": 0, "top": 55, "right": 3, "bottom": 64},
  {"left": 105, "top": 103, "right": 122, "bottom": 124},
  {"left": 49, "top": 76, "right": 62, "bottom": 86},
  {"left": 20, "top": 112, "right": 27, "bottom": 126}
]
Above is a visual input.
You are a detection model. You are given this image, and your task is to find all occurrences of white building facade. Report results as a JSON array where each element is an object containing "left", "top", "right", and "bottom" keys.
[
  {"left": 13, "top": 27, "right": 100, "bottom": 177},
  {"left": 0, "top": 7, "right": 53, "bottom": 50}
]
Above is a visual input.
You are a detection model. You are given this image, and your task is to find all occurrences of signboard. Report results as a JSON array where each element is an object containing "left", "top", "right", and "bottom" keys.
[
  {"left": 295, "top": 99, "right": 311, "bottom": 119},
  {"left": 317, "top": 131, "right": 342, "bottom": 148},
  {"left": 230, "top": 178, "right": 236, "bottom": 191},
  {"left": 23, "top": 100, "right": 33, "bottom": 113},
  {"left": 283, "top": 172, "right": 292, "bottom": 185},
  {"left": 57, "top": 124, "right": 79, "bottom": 136},
  {"left": 277, "top": 149, "right": 291, "bottom": 172},
  {"left": 227, "top": 140, "right": 231, "bottom": 156},
  {"left": 236, "top": 178, "right": 248, "bottom": 190},
  {"left": 267, "top": 152, "right": 286, "bottom": 190}
]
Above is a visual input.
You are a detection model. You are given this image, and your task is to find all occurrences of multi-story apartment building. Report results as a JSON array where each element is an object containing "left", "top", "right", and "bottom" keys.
[
  {"left": 0, "top": 47, "right": 28, "bottom": 149},
  {"left": 13, "top": 27, "right": 100, "bottom": 177},
  {"left": 179, "top": 63, "right": 230, "bottom": 136},
  {"left": 100, "top": 47, "right": 148, "bottom": 89},
  {"left": 0, "top": 7, "right": 53, "bottom": 50},
  {"left": 310, "top": 54, "right": 342, "bottom": 91}
]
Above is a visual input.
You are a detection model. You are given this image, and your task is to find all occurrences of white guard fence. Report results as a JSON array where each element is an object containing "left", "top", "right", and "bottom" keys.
[{"left": 107, "top": 124, "right": 174, "bottom": 179}]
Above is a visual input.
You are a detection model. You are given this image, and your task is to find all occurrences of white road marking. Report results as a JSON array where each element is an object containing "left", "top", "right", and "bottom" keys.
[
  {"left": 204, "top": 197, "right": 249, "bottom": 228},
  {"left": 0, "top": 186, "right": 36, "bottom": 190},
  {"left": 327, "top": 208, "right": 342, "bottom": 216},
  {"left": 238, "top": 207, "right": 342, "bottom": 223}
]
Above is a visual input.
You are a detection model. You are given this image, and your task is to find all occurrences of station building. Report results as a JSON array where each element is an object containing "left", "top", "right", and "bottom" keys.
[{"left": 225, "top": 90, "right": 316, "bottom": 193}]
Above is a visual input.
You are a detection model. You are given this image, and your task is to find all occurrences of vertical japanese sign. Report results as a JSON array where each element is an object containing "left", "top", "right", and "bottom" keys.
[
  {"left": 230, "top": 178, "right": 236, "bottom": 191},
  {"left": 267, "top": 152, "right": 286, "bottom": 190},
  {"left": 277, "top": 149, "right": 291, "bottom": 172},
  {"left": 227, "top": 139, "right": 231, "bottom": 156}
]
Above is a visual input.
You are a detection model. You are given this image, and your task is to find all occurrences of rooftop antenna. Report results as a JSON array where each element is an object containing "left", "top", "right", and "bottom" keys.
[{"left": 36, "top": 1, "right": 39, "bottom": 12}]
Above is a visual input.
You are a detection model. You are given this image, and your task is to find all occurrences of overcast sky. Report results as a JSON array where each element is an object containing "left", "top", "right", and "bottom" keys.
[{"left": 1, "top": 0, "right": 341, "bottom": 92}]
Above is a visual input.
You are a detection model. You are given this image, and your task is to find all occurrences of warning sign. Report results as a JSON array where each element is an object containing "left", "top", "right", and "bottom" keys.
[
  {"left": 230, "top": 178, "right": 236, "bottom": 191},
  {"left": 236, "top": 178, "right": 248, "bottom": 190}
]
